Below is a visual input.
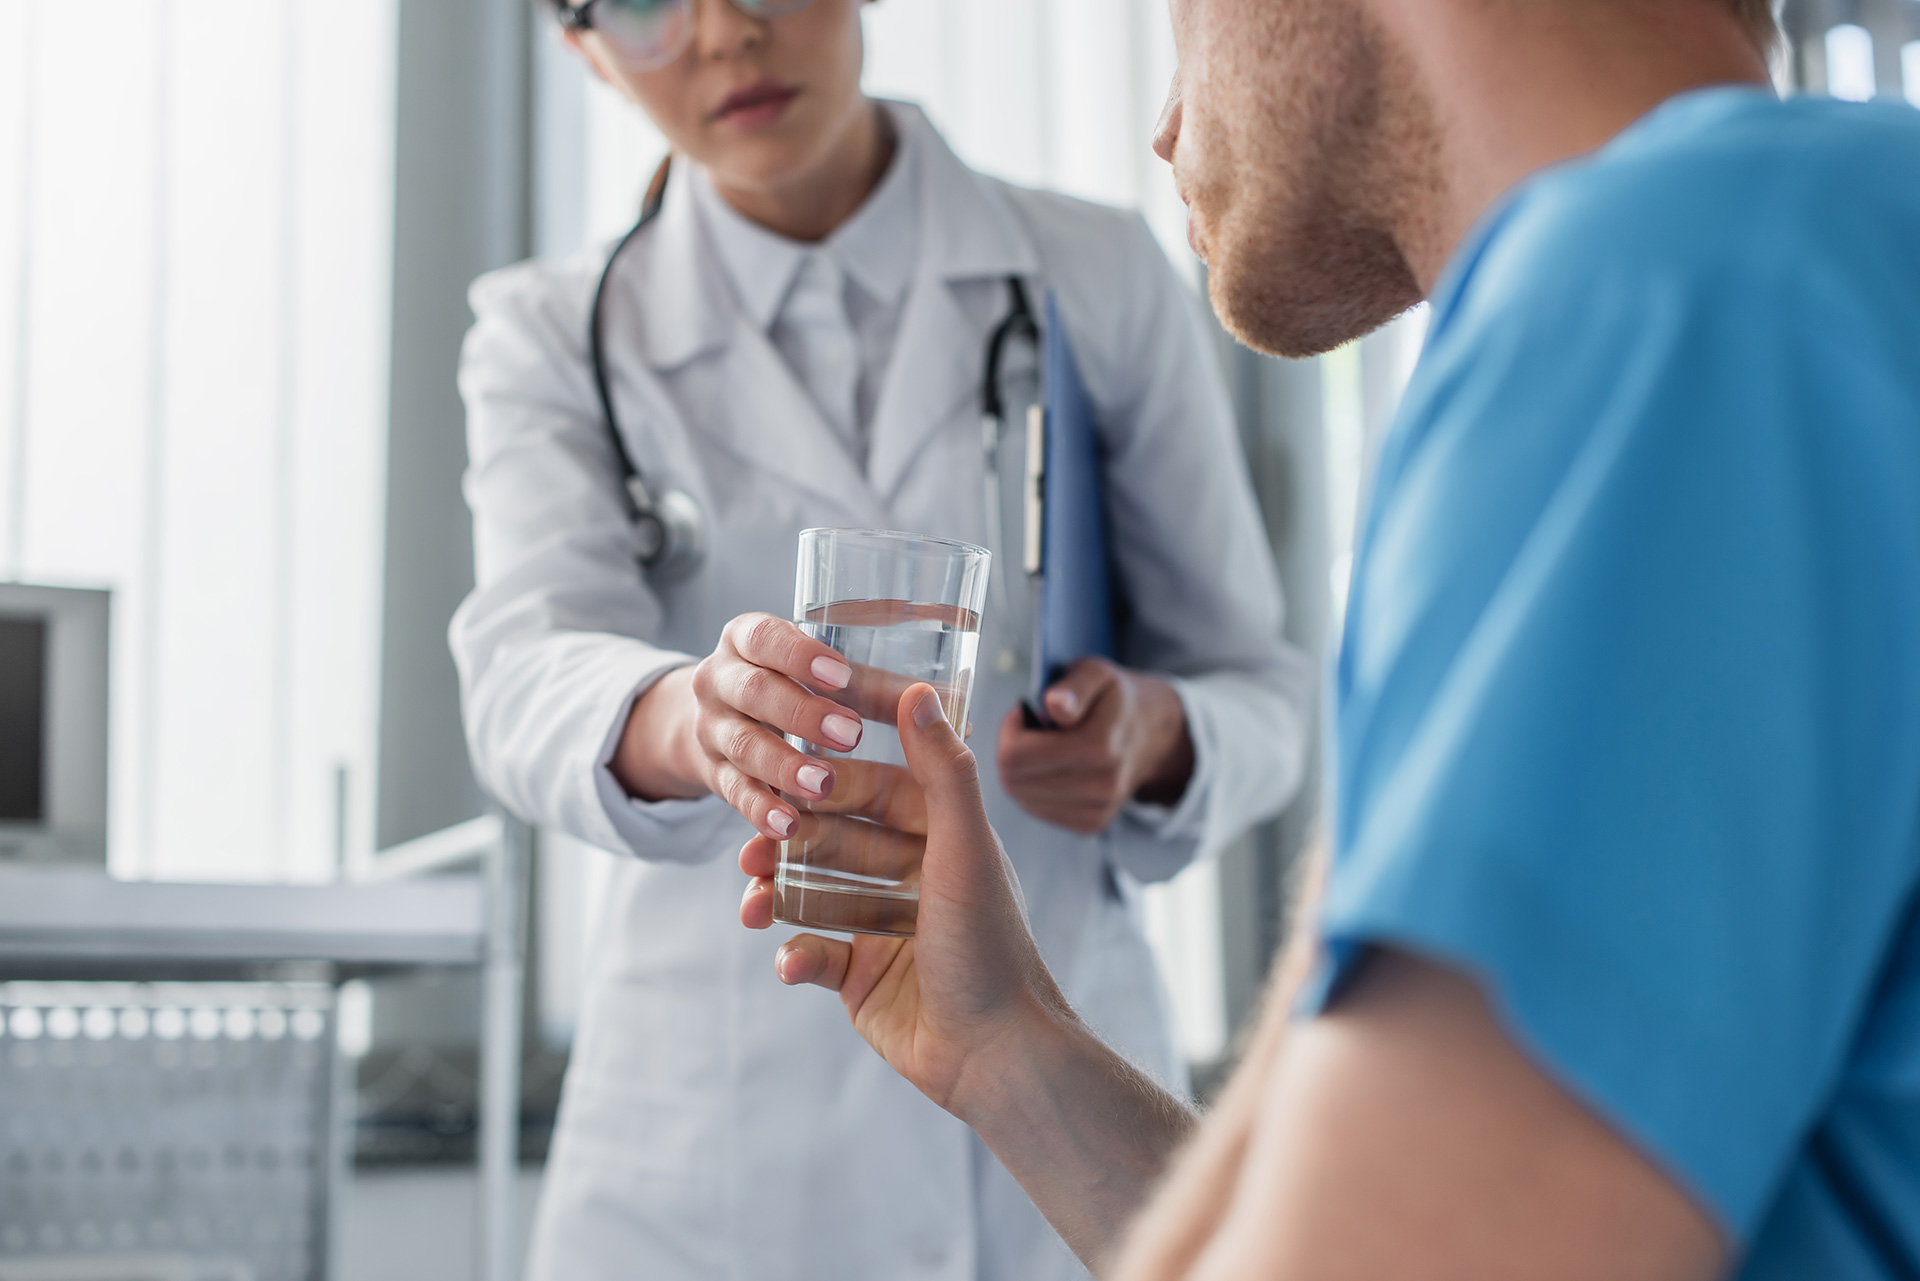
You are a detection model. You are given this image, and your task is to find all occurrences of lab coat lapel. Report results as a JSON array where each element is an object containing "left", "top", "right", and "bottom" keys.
[
  {"left": 866, "top": 104, "right": 1041, "bottom": 504},
  {"left": 707, "top": 314, "right": 888, "bottom": 525},
  {"left": 623, "top": 165, "right": 886, "bottom": 526},
  {"left": 864, "top": 275, "right": 977, "bottom": 503}
]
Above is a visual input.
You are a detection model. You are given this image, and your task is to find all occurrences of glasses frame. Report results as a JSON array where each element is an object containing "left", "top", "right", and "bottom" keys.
[{"left": 555, "top": 0, "right": 819, "bottom": 71}]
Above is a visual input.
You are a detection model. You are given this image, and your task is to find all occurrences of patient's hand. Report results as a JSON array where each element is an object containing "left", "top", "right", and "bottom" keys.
[
  {"left": 739, "top": 684, "right": 1067, "bottom": 1113},
  {"left": 742, "top": 684, "right": 1194, "bottom": 1272}
]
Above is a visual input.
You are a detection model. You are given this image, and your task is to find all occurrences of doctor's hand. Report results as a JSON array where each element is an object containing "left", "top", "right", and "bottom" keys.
[
  {"left": 611, "top": 612, "right": 912, "bottom": 841},
  {"left": 997, "top": 658, "right": 1196, "bottom": 835}
]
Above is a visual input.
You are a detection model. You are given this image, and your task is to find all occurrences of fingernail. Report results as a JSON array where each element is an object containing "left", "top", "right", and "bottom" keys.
[
  {"left": 1051, "top": 689, "right": 1080, "bottom": 720},
  {"left": 913, "top": 690, "right": 944, "bottom": 730},
  {"left": 811, "top": 656, "right": 852, "bottom": 690},
  {"left": 822, "top": 714, "right": 862, "bottom": 749},
  {"left": 768, "top": 809, "right": 795, "bottom": 836},
  {"left": 776, "top": 946, "right": 798, "bottom": 984},
  {"left": 796, "top": 764, "right": 831, "bottom": 796}
]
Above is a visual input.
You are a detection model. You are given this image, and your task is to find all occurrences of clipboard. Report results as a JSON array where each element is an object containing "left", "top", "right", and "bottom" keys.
[{"left": 1024, "top": 292, "right": 1116, "bottom": 724}]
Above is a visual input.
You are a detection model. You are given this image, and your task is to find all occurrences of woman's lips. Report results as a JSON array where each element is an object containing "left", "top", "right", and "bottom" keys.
[{"left": 713, "top": 80, "right": 801, "bottom": 128}]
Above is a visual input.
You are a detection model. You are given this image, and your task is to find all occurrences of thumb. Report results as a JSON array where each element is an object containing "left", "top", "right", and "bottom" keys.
[
  {"left": 1043, "top": 658, "right": 1116, "bottom": 728},
  {"left": 897, "top": 684, "right": 995, "bottom": 847}
]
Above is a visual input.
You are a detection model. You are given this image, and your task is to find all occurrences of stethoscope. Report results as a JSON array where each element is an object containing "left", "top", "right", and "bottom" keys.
[{"left": 589, "top": 156, "right": 1045, "bottom": 593}]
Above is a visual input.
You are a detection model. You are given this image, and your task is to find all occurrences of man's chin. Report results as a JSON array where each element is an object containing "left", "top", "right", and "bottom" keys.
[{"left": 1206, "top": 233, "right": 1423, "bottom": 359}]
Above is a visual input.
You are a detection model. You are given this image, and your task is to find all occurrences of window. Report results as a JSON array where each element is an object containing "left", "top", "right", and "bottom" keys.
[{"left": 0, "top": 0, "right": 397, "bottom": 881}]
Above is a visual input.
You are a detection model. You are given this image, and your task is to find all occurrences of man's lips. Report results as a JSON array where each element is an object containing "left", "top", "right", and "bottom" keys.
[
  {"left": 1175, "top": 182, "right": 1206, "bottom": 260},
  {"left": 713, "top": 80, "right": 801, "bottom": 126}
]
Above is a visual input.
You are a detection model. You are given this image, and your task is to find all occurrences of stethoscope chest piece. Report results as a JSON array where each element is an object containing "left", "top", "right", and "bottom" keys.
[{"left": 628, "top": 477, "right": 708, "bottom": 581}]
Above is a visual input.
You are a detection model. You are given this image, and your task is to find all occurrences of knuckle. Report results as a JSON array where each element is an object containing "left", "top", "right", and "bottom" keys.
[
  {"left": 944, "top": 749, "right": 982, "bottom": 789},
  {"left": 720, "top": 768, "right": 763, "bottom": 818},
  {"left": 690, "top": 659, "right": 718, "bottom": 700},
  {"left": 737, "top": 665, "right": 776, "bottom": 708},
  {"left": 743, "top": 613, "right": 786, "bottom": 658},
  {"left": 722, "top": 721, "right": 762, "bottom": 765}
]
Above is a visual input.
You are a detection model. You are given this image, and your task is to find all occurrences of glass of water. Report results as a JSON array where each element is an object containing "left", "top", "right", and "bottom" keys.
[{"left": 773, "top": 528, "right": 991, "bottom": 938}]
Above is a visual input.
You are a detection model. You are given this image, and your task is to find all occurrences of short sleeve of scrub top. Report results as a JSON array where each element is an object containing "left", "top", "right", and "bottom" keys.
[{"left": 1312, "top": 88, "right": 1920, "bottom": 1254}]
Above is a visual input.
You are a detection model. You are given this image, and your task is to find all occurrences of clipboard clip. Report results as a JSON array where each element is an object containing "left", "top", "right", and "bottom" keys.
[
  {"left": 1023, "top": 403, "right": 1046, "bottom": 578},
  {"left": 1020, "top": 402, "right": 1055, "bottom": 727}
]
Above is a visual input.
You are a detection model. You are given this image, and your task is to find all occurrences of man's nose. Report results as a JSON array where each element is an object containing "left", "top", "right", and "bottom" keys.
[{"left": 1151, "top": 71, "right": 1183, "bottom": 165}]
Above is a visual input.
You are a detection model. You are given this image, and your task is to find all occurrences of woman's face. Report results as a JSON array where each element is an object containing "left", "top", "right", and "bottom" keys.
[{"left": 567, "top": 0, "right": 871, "bottom": 197}]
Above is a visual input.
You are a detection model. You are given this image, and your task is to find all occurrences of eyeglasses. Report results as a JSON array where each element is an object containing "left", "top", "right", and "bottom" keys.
[{"left": 556, "top": 0, "right": 820, "bottom": 71}]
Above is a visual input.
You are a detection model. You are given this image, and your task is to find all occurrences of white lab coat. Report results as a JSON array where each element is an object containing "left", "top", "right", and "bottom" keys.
[{"left": 452, "top": 103, "right": 1310, "bottom": 1281}]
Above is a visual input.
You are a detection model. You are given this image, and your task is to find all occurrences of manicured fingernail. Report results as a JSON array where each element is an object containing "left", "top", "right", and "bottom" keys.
[
  {"left": 796, "top": 764, "right": 831, "bottom": 796},
  {"left": 776, "top": 946, "right": 798, "bottom": 983},
  {"left": 1051, "top": 689, "right": 1080, "bottom": 720},
  {"left": 768, "top": 809, "right": 794, "bottom": 836},
  {"left": 811, "top": 656, "right": 852, "bottom": 690},
  {"left": 913, "top": 690, "right": 943, "bottom": 730},
  {"left": 822, "top": 714, "right": 862, "bottom": 749}
]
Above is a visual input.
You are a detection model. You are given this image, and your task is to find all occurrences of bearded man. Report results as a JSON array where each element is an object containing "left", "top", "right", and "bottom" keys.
[{"left": 740, "top": 0, "right": 1920, "bottom": 1277}]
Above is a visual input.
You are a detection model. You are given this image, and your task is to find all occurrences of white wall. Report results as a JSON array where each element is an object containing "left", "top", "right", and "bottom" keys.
[{"left": 0, "top": 0, "right": 396, "bottom": 881}]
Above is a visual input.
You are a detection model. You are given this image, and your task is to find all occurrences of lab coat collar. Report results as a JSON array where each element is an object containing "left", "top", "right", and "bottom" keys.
[
  {"left": 687, "top": 168, "right": 807, "bottom": 335},
  {"left": 831, "top": 122, "right": 920, "bottom": 307},
  {"left": 625, "top": 100, "right": 1038, "bottom": 372},
  {"left": 615, "top": 99, "right": 1042, "bottom": 513},
  {"left": 688, "top": 120, "right": 921, "bottom": 334}
]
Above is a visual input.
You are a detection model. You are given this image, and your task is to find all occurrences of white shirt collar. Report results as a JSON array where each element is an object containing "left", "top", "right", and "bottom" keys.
[{"left": 689, "top": 105, "right": 920, "bottom": 333}]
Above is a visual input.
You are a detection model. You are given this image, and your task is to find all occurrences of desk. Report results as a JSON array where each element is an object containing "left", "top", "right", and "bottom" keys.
[
  {"left": 0, "top": 829, "right": 524, "bottom": 1281},
  {"left": 0, "top": 869, "right": 485, "bottom": 975}
]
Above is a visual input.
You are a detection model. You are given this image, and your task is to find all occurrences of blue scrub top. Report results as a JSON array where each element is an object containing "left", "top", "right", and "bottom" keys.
[{"left": 1316, "top": 88, "right": 1920, "bottom": 1277}]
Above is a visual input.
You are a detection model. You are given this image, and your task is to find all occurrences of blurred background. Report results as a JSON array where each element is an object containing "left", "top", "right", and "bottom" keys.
[{"left": 0, "top": 0, "right": 1908, "bottom": 1276}]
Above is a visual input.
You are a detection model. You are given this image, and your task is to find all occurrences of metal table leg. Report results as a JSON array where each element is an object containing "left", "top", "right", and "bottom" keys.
[{"left": 478, "top": 815, "right": 530, "bottom": 1281}]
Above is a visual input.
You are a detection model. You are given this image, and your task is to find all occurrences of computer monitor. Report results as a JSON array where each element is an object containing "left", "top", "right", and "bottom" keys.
[{"left": 0, "top": 584, "right": 109, "bottom": 865}]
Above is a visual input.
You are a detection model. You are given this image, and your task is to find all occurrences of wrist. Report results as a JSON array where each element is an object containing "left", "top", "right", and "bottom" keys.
[
  {"left": 945, "top": 980, "right": 1195, "bottom": 1271},
  {"left": 1133, "top": 675, "right": 1196, "bottom": 804},
  {"left": 947, "top": 986, "right": 1095, "bottom": 1135},
  {"left": 612, "top": 666, "right": 706, "bottom": 802}
]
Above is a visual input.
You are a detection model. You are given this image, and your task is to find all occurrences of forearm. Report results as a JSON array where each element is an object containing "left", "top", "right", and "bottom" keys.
[
  {"left": 953, "top": 1002, "right": 1198, "bottom": 1277},
  {"left": 609, "top": 666, "right": 706, "bottom": 801},
  {"left": 1112, "top": 842, "right": 1329, "bottom": 1280}
]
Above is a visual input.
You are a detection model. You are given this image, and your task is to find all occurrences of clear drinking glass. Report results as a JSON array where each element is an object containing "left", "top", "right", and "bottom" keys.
[{"left": 772, "top": 528, "right": 991, "bottom": 937}]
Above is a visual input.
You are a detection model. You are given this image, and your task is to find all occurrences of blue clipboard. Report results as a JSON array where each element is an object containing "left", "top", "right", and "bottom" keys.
[{"left": 1026, "top": 292, "right": 1116, "bottom": 720}]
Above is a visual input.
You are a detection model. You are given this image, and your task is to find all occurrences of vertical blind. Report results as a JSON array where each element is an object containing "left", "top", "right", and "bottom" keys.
[
  {"left": 0, "top": 0, "right": 396, "bottom": 882},
  {"left": 1783, "top": 0, "right": 1920, "bottom": 103}
]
